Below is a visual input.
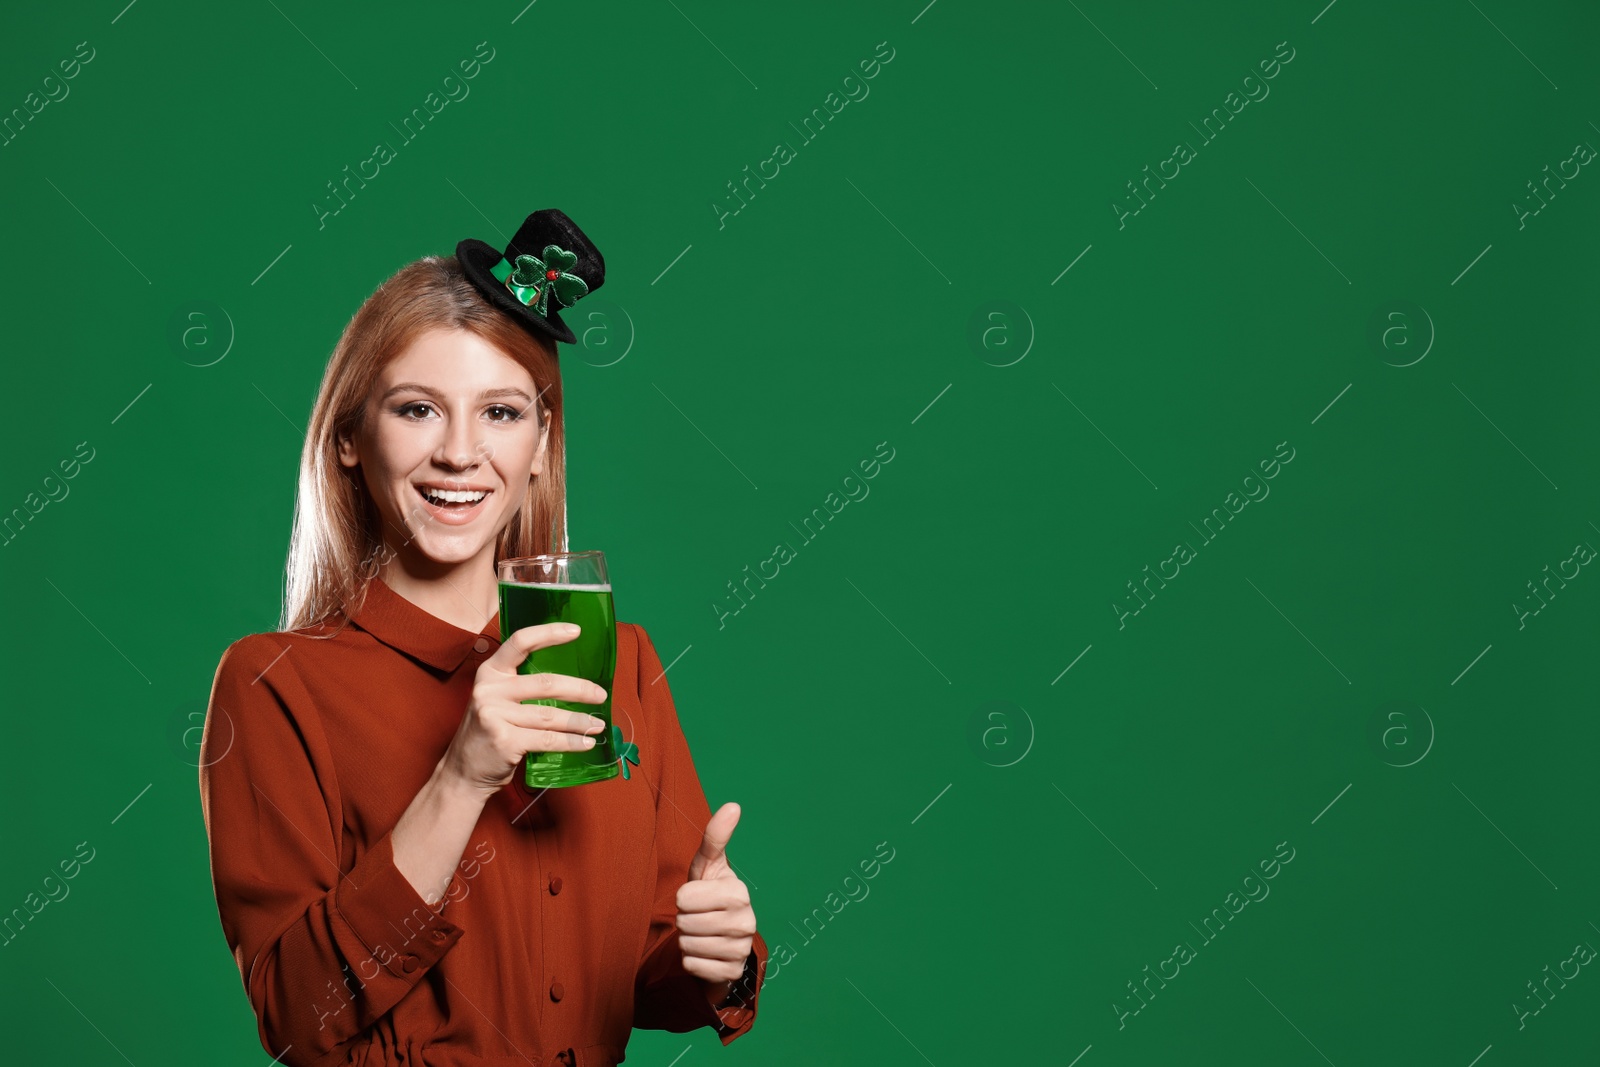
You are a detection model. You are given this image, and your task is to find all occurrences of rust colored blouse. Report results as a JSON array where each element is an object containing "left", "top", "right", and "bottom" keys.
[{"left": 198, "top": 575, "right": 768, "bottom": 1067}]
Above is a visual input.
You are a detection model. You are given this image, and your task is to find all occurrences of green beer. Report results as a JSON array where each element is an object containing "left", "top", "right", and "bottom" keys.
[{"left": 497, "top": 562, "right": 618, "bottom": 788}]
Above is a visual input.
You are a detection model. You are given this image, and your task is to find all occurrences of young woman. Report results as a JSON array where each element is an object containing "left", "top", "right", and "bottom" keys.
[{"left": 199, "top": 209, "right": 767, "bottom": 1067}]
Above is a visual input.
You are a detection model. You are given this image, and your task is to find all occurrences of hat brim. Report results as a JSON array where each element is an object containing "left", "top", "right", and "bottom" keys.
[{"left": 456, "top": 238, "right": 577, "bottom": 346}]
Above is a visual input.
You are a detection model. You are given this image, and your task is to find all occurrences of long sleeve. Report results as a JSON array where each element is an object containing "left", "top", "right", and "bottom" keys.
[
  {"left": 197, "top": 637, "right": 467, "bottom": 1067},
  {"left": 629, "top": 624, "right": 769, "bottom": 1044}
]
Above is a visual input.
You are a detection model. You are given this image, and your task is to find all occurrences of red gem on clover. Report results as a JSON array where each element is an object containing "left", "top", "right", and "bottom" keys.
[{"left": 546, "top": 269, "right": 560, "bottom": 281}]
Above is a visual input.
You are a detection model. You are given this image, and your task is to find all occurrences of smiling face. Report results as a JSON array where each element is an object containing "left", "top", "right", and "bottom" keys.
[{"left": 337, "top": 326, "right": 550, "bottom": 576}]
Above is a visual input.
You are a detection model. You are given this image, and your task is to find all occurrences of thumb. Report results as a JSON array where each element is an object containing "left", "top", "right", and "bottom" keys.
[{"left": 687, "top": 801, "right": 741, "bottom": 882}]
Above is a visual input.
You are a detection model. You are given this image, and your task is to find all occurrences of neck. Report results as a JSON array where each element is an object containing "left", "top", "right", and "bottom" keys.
[{"left": 378, "top": 549, "right": 499, "bottom": 633}]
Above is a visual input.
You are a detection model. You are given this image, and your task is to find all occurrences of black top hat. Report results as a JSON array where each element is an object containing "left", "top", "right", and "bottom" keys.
[{"left": 457, "top": 208, "right": 605, "bottom": 346}]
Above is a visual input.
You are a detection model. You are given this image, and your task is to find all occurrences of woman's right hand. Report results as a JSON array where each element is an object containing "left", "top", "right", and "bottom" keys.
[{"left": 440, "top": 623, "right": 609, "bottom": 796}]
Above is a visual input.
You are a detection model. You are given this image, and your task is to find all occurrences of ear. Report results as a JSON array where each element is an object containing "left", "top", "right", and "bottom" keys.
[
  {"left": 529, "top": 407, "right": 552, "bottom": 477},
  {"left": 336, "top": 427, "right": 359, "bottom": 468}
]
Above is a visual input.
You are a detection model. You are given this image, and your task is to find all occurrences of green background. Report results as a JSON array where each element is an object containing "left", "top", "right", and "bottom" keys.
[{"left": 2, "top": 0, "right": 1597, "bottom": 1064}]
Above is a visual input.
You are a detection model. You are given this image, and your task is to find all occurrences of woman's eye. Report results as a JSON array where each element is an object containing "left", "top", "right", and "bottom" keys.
[
  {"left": 486, "top": 405, "right": 524, "bottom": 423},
  {"left": 396, "top": 402, "right": 435, "bottom": 419}
]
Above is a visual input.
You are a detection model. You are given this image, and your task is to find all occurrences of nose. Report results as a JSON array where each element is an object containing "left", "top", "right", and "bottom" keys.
[{"left": 434, "top": 407, "right": 485, "bottom": 471}]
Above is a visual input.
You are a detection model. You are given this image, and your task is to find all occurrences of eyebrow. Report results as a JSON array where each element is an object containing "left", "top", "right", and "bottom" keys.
[{"left": 379, "top": 382, "right": 535, "bottom": 404}]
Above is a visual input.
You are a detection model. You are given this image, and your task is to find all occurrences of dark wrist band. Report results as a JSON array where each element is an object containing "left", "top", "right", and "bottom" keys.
[{"left": 716, "top": 951, "right": 758, "bottom": 1009}]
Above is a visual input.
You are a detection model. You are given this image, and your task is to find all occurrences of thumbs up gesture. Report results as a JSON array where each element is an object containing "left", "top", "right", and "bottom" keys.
[{"left": 676, "top": 801, "right": 757, "bottom": 1007}]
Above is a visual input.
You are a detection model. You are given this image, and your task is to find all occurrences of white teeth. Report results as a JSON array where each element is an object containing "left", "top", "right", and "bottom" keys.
[{"left": 419, "top": 487, "right": 488, "bottom": 505}]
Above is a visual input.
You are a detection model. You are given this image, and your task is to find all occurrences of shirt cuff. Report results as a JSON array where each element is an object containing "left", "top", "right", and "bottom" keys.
[
  {"left": 706, "top": 945, "right": 764, "bottom": 1040},
  {"left": 689, "top": 933, "right": 769, "bottom": 1044},
  {"left": 332, "top": 830, "right": 466, "bottom": 980}
]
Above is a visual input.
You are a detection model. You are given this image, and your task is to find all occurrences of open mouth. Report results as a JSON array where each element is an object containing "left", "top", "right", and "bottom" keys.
[{"left": 413, "top": 484, "right": 492, "bottom": 521}]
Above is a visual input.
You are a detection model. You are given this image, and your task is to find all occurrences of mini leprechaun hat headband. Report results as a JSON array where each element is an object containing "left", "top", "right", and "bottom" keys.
[{"left": 457, "top": 208, "right": 606, "bottom": 346}]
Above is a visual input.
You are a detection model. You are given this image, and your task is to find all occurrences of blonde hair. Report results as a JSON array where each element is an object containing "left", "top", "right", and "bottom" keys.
[{"left": 280, "top": 254, "right": 566, "bottom": 632}]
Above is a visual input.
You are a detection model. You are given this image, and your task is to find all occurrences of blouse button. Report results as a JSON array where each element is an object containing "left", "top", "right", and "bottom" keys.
[
  {"left": 548, "top": 874, "right": 563, "bottom": 895},
  {"left": 401, "top": 955, "right": 418, "bottom": 973},
  {"left": 549, "top": 981, "right": 564, "bottom": 1002},
  {"left": 473, "top": 637, "right": 492, "bottom": 654}
]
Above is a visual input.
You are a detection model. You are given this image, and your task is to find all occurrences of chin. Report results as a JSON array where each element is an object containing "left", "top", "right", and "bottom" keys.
[
  {"left": 391, "top": 495, "right": 513, "bottom": 567},
  {"left": 412, "top": 521, "right": 504, "bottom": 561},
  {"left": 412, "top": 538, "right": 493, "bottom": 565}
]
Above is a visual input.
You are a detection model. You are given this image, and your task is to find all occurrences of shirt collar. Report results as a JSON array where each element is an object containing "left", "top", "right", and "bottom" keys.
[{"left": 349, "top": 575, "right": 502, "bottom": 673}]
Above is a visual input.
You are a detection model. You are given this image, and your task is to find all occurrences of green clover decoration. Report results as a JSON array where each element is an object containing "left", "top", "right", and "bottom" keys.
[
  {"left": 610, "top": 723, "right": 639, "bottom": 780},
  {"left": 491, "top": 244, "right": 589, "bottom": 317}
]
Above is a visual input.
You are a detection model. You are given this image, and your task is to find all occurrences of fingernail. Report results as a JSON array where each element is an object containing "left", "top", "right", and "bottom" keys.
[
  {"left": 563, "top": 624, "right": 581, "bottom": 635},
  {"left": 583, "top": 736, "right": 596, "bottom": 747},
  {"left": 589, "top": 717, "right": 606, "bottom": 731}
]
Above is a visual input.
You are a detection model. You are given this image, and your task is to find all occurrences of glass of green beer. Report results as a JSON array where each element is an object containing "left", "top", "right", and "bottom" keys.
[{"left": 497, "top": 551, "right": 618, "bottom": 789}]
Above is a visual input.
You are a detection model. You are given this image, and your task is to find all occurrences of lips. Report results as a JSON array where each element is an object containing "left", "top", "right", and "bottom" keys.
[{"left": 413, "top": 484, "right": 493, "bottom": 525}]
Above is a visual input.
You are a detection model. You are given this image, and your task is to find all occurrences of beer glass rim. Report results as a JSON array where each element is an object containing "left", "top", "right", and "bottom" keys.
[
  {"left": 500, "top": 550, "right": 606, "bottom": 566},
  {"left": 497, "top": 551, "right": 609, "bottom": 584}
]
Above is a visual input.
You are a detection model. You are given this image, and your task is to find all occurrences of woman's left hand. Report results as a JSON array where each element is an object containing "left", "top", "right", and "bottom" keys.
[{"left": 677, "top": 802, "right": 757, "bottom": 1006}]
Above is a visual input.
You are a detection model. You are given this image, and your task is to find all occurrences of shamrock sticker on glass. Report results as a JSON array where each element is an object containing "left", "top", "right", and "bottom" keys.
[{"left": 503, "top": 244, "right": 589, "bottom": 317}]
